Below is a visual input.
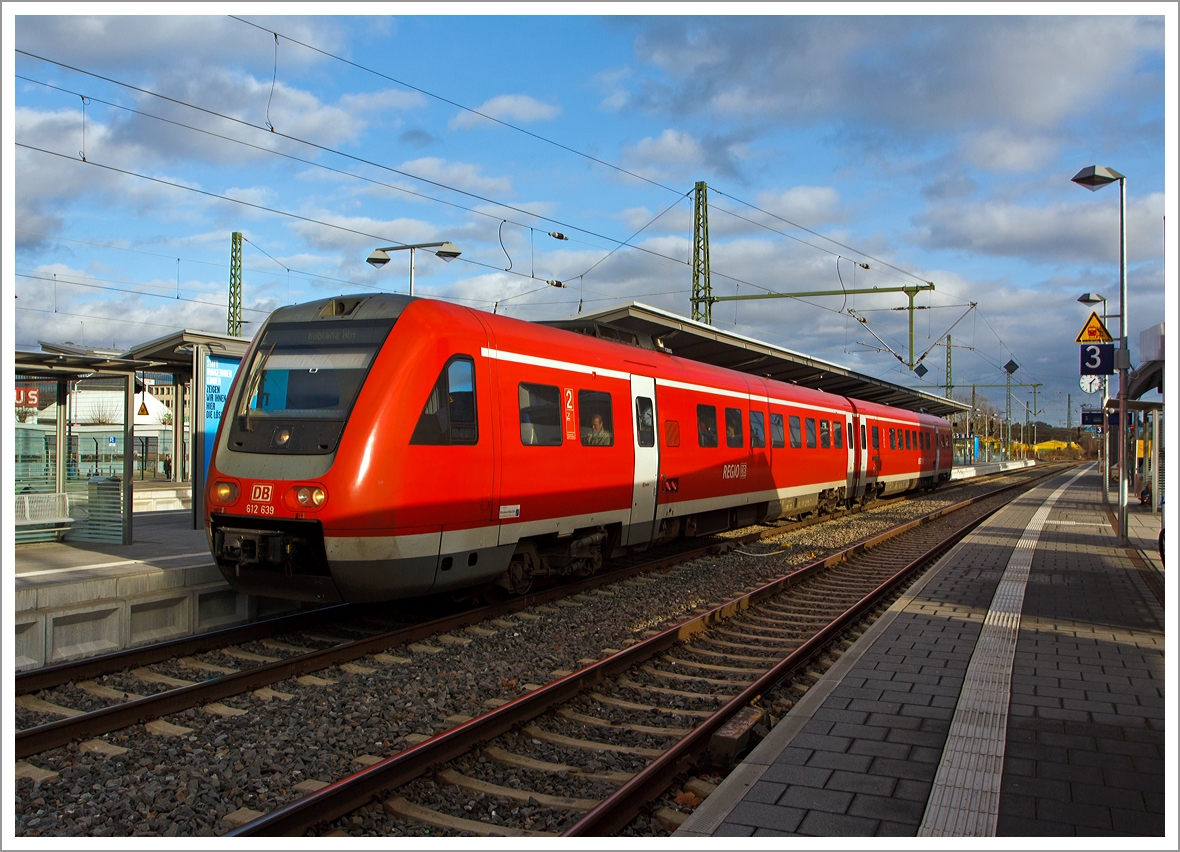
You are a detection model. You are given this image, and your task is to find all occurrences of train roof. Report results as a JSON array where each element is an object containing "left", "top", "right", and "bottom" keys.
[{"left": 543, "top": 302, "right": 967, "bottom": 419}]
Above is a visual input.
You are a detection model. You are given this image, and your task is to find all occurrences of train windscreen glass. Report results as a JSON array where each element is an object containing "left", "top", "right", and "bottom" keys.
[{"left": 237, "top": 319, "right": 393, "bottom": 421}]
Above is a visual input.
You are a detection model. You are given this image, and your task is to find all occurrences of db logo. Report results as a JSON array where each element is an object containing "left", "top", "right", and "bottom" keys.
[{"left": 250, "top": 484, "right": 273, "bottom": 502}]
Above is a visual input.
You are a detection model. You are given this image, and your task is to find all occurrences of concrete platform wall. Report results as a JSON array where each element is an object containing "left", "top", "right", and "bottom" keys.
[{"left": 14, "top": 565, "right": 296, "bottom": 671}]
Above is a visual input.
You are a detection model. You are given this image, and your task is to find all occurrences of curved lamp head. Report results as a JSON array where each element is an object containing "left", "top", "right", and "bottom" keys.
[
  {"left": 366, "top": 249, "right": 391, "bottom": 268},
  {"left": 1077, "top": 292, "right": 1106, "bottom": 306}
]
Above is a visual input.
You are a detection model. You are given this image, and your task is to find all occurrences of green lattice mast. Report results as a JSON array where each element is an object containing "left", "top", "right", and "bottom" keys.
[
  {"left": 228, "top": 231, "right": 242, "bottom": 336},
  {"left": 690, "top": 181, "right": 712, "bottom": 324}
]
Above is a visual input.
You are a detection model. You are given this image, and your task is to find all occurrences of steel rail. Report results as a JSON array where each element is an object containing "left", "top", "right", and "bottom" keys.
[
  {"left": 16, "top": 604, "right": 350, "bottom": 695},
  {"left": 17, "top": 462, "right": 1055, "bottom": 695},
  {"left": 564, "top": 506, "right": 992, "bottom": 835},
  {"left": 14, "top": 519, "right": 811, "bottom": 760},
  {"left": 229, "top": 466, "right": 1062, "bottom": 836}
]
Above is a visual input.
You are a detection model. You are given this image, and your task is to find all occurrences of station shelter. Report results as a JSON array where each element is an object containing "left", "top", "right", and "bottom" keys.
[{"left": 14, "top": 330, "right": 249, "bottom": 544}]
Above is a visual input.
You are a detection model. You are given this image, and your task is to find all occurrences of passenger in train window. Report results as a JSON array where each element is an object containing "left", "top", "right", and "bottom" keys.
[
  {"left": 579, "top": 390, "right": 613, "bottom": 446},
  {"left": 820, "top": 420, "right": 831, "bottom": 449},
  {"left": 725, "top": 408, "right": 743, "bottom": 448},
  {"left": 584, "top": 414, "right": 612, "bottom": 445},
  {"left": 697, "top": 404, "right": 719, "bottom": 447}
]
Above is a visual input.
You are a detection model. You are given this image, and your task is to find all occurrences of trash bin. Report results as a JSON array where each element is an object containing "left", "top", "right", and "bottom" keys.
[{"left": 77, "top": 476, "right": 123, "bottom": 543}]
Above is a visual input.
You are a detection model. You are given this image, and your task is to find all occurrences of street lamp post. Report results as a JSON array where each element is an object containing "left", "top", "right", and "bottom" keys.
[
  {"left": 366, "top": 241, "right": 462, "bottom": 297},
  {"left": 1072, "top": 165, "right": 1128, "bottom": 545}
]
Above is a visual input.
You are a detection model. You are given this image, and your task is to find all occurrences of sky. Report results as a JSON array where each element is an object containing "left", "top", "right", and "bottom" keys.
[{"left": 5, "top": 5, "right": 1175, "bottom": 427}]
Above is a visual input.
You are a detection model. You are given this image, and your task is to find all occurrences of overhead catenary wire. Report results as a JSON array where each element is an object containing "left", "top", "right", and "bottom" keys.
[
  {"left": 13, "top": 55, "right": 689, "bottom": 272},
  {"left": 16, "top": 59, "right": 916, "bottom": 311},
  {"left": 228, "top": 15, "right": 686, "bottom": 198}
]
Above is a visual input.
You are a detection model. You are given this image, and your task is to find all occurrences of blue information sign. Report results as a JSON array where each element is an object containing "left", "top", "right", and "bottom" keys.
[
  {"left": 204, "top": 353, "right": 241, "bottom": 478},
  {"left": 1080, "top": 343, "right": 1115, "bottom": 376}
]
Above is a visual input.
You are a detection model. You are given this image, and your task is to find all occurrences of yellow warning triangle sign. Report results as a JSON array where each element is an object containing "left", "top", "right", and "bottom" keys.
[
  {"left": 138, "top": 402, "right": 149, "bottom": 416},
  {"left": 1075, "top": 311, "right": 1113, "bottom": 344}
]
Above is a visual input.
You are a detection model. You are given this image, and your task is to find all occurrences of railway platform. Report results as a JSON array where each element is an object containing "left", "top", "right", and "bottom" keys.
[
  {"left": 14, "top": 510, "right": 299, "bottom": 671},
  {"left": 677, "top": 464, "right": 1168, "bottom": 838}
]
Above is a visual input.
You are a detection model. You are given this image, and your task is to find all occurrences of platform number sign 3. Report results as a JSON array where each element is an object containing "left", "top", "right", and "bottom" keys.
[{"left": 1080, "top": 343, "right": 1114, "bottom": 376}]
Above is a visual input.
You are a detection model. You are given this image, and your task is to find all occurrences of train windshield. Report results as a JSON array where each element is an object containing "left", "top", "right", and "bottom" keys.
[{"left": 236, "top": 319, "right": 393, "bottom": 421}]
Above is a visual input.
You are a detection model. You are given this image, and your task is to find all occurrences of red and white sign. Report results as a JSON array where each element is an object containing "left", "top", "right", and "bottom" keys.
[
  {"left": 16, "top": 387, "right": 40, "bottom": 407},
  {"left": 563, "top": 387, "right": 577, "bottom": 441}
]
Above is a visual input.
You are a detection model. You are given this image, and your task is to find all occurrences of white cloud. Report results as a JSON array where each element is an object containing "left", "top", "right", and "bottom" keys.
[
  {"left": 397, "top": 157, "right": 512, "bottom": 197},
  {"left": 622, "top": 129, "right": 704, "bottom": 181},
  {"left": 961, "top": 128, "right": 1057, "bottom": 173},
  {"left": 914, "top": 192, "right": 1164, "bottom": 265},
  {"left": 754, "top": 186, "right": 845, "bottom": 227},
  {"left": 449, "top": 94, "right": 562, "bottom": 131}
]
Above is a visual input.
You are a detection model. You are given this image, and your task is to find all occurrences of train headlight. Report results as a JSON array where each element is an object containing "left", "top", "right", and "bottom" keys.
[
  {"left": 273, "top": 427, "right": 292, "bottom": 447},
  {"left": 211, "top": 481, "right": 239, "bottom": 505},
  {"left": 295, "top": 486, "right": 326, "bottom": 507}
]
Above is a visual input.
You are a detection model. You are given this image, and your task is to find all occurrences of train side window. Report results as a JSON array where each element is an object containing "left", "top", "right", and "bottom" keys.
[
  {"left": 889, "top": 428, "right": 896, "bottom": 450},
  {"left": 912, "top": 429, "right": 918, "bottom": 449},
  {"left": 820, "top": 419, "right": 831, "bottom": 449},
  {"left": 905, "top": 430, "right": 911, "bottom": 450},
  {"left": 770, "top": 413, "right": 785, "bottom": 448},
  {"left": 805, "top": 418, "right": 817, "bottom": 449},
  {"left": 410, "top": 355, "right": 478, "bottom": 445},
  {"left": 697, "top": 405, "right": 718, "bottom": 448},
  {"left": 872, "top": 425, "right": 880, "bottom": 449},
  {"left": 635, "top": 397, "right": 655, "bottom": 448},
  {"left": 750, "top": 411, "right": 766, "bottom": 448},
  {"left": 789, "top": 415, "right": 802, "bottom": 449},
  {"left": 579, "top": 390, "right": 614, "bottom": 446},
  {"left": 518, "top": 383, "right": 562, "bottom": 446},
  {"left": 862, "top": 424, "right": 867, "bottom": 450},
  {"left": 834, "top": 421, "right": 843, "bottom": 449},
  {"left": 725, "top": 408, "right": 743, "bottom": 448},
  {"left": 664, "top": 420, "right": 681, "bottom": 448}
]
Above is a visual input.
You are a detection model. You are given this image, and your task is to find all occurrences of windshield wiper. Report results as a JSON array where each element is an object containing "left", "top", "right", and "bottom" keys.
[{"left": 239, "top": 342, "right": 276, "bottom": 433}]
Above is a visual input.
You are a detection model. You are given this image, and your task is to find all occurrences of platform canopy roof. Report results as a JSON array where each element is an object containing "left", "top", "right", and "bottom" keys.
[
  {"left": 15, "top": 348, "right": 161, "bottom": 380},
  {"left": 125, "top": 329, "right": 252, "bottom": 373},
  {"left": 543, "top": 302, "right": 968, "bottom": 418}
]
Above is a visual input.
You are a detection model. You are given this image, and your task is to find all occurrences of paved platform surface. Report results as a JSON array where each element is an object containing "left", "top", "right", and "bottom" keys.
[{"left": 678, "top": 464, "right": 1167, "bottom": 838}]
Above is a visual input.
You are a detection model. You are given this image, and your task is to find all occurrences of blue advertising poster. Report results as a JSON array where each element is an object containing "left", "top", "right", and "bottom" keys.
[{"left": 204, "top": 353, "right": 241, "bottom": 478}]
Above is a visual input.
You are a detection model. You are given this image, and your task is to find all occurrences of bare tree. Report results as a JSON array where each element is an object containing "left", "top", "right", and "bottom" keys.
[{"left": 84, "top": 400, "right": 123, "bottom": 425}]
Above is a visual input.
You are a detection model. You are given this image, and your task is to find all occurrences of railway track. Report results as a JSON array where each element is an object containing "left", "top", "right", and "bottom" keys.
[
  {"left": 13, "top": 464, "right": 1064, "bottom": 837},
  {"left": 224, "top": 464, "right": 1064, "bottom": 837},
  {"left": 15, "top": 463, "right": 1056, "bottom": 762}
]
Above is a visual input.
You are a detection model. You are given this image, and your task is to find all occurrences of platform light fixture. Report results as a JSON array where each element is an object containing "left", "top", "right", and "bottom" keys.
[
  {"left": 366, "top": 241, "right": 462, "bottom": 297},
  {"left": 1071, "top": 164, "right": 1128, "bottom": 545}
]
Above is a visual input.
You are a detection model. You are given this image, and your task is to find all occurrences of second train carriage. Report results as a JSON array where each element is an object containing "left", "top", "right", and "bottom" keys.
[{"left": 205, "top": 294, "right": 953, "bottom": 604}]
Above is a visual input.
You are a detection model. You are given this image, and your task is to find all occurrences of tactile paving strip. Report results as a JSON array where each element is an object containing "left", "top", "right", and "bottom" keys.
[{"left": 918, "top": 469, "right": 1087, "bottom": 837}]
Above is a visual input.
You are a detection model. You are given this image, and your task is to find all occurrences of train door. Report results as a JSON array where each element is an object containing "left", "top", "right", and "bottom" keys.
[
  {"left": 625, "top": 375, "right": 659, "bottom": 546},
  {"left": 845, "top": 414, "right": 858, "bottom": 502},
  {"left": 850, "top": 411, "right": 867, "bottom": 501}
]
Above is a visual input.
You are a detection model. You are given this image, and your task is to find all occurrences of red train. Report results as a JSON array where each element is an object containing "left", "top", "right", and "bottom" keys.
[{"left": 205, "top": 294, "right": 952, "bottom": 603}]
